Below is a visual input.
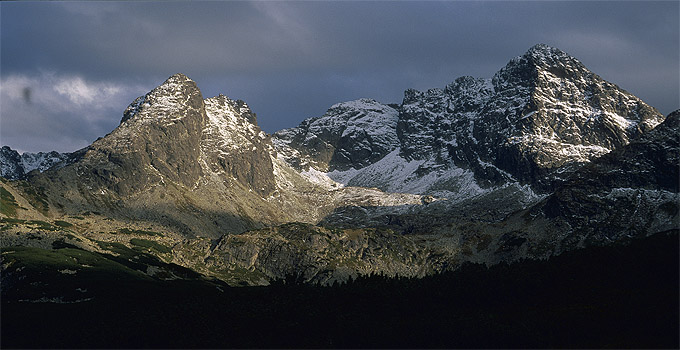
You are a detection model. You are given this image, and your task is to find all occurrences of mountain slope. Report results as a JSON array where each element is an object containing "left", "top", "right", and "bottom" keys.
[
  {"left": 465, "top": 109, "right": 680, "bottom": 265},
  {"left": 536, "top": 109, "right": 679, "bottom": 248}
]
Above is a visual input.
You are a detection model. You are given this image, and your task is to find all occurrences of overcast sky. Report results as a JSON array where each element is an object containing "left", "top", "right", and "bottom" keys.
[{"left": 1, "top": 1, "right": 678, "bottom": 153}]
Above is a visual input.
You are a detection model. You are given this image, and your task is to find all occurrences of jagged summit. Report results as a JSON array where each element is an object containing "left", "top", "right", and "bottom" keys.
[
  {"left": 492, "top": 44, "right": 588, "bottom": 92},
  {"left": 205, "top": 94, "right": 258, "bottom": 125},
  {"left": 526, "top": 43, "right": 575, "bottom": 61},
  {"left": 512, "top": 43, "right": 585, "bottom": 72},
  {"left": 2, "top": 46, "right": 665, "bottom": 200},
  {"left": 1, "top": 46, "right": 669, "bottom": 195},
  {"left": 0, "top": 146, "right": 87, "bottom": 181},
  {"left": 121, "top": 73, "right": 203, "bottom": 125},
  {"left": 328, "top": 98, "right": 386, "bottom": 110},
  {"left": 167, "top": 72, "right": 193, "bottom": 82}
]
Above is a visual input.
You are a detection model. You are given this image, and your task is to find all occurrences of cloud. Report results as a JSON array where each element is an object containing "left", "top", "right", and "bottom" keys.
[
  {"left": 53, "top": 76, "right": 122, "bottom": 106},
  {"left": 0, "top": 1, "right": 677, "bottom": 152},
  {"left": 0, "top": 73, "right": 148, "bottom": 153}
]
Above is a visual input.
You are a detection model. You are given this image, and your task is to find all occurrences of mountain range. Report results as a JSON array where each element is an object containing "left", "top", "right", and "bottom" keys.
[{"left": 1, "top": 44, "right": 677, "bottom": 287}]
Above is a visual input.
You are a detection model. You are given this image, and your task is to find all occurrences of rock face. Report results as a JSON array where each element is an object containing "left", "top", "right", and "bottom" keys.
[
  {"left": 455, "top": 109, "right": 679, "bottom": 267},
  {"left": 82, "top": 73, "right": 206, "bottom": 196},
  {"left": 201, "top": 94, "right": 276, "bottom": 197},
  {"left": 274, "top": 44, "right": 664, "bottom": 197},
  {"left": 274, "top": 99, "right": 400, "bottom": 172},
  {"left": 0, "top": 147, "right": 25, "bottom": 180}
]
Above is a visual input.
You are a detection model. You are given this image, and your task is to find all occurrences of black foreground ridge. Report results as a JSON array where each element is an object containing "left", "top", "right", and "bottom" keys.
[{"left": 1, "top": 44, "right": 678, "bottom": 348}]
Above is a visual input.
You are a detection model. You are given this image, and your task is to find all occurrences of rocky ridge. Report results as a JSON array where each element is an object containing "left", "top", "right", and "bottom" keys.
[
  {"left": 274, "top": 44, "right": 664, "bottom": 198},
  {"left": 0, "top": 146, "right": 85, "bottom": 180}
]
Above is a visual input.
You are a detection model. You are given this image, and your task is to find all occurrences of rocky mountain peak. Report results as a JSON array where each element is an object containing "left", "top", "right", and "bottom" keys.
[
  {"left": 166, "top": 72, "right": 193, "bottom": 83},
  {"left": 525, "top": 44, "right": 578, "bottom": 65},
  {"left": 0, "top": 146, "right": 24, "bottom": 180},
  {"left": 402, "top": 89, "right": 423, "bottom": 105},
  {"left": 445, "top": 76, "right": 490, "bottom": 92},
  {"left": 202, "top": 94, "right": 264, "bottom": 146},
  {"left": 121, "top": 73, "right": 203, "bottom": 125},
  {"left": 476, "top": 45, "right": 664, "bottom": 187},
  {"left": 273, "top": 98, "right": 400, "bottom": 172},
  {"left": 492, "top": 44, "right": 587, "bottom": 92},
  {"left": 57, "top": 73, "right": 208, "bottom": 197}
]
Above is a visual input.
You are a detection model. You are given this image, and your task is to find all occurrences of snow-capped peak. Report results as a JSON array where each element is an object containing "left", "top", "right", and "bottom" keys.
[{"left": 525, "top": 44, "right": 572, "bottom": 61}]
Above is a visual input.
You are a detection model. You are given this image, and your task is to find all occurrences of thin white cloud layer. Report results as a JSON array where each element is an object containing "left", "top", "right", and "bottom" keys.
[
  {"left": 0, "top": 73, "right": 147, "bottom": 153},
  {"left": 53, "top": 76, "right": 122, "bottom": 106}
]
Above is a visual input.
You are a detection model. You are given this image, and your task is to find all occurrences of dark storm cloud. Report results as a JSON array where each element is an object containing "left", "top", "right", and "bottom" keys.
[{"left": 1, "top": 1, "right": 677, "bottom": 152}]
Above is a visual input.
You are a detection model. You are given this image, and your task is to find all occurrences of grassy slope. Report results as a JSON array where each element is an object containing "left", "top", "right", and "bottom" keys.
[
  {"left": 1, "top": 231, "right": 677, "bottom": 349},
  {"left": 0, "top": 186, "right": 18, "bottom": 216}
]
